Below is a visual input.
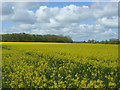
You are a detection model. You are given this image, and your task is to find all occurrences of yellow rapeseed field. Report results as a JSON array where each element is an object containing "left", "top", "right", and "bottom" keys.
[{"left": 1, "top": 42, "right": 119, "bottom": 88}]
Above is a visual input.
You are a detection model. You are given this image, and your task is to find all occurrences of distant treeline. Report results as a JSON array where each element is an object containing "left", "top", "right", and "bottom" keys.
[
  {"left": 0, "top": 33, "right": 119, "bottom": 44},
  {"left": 75, "top": 39, "right": 120, "bottom": 44},
  {"left": 0, "top": 33, "right": 73, "bottom": 43}
]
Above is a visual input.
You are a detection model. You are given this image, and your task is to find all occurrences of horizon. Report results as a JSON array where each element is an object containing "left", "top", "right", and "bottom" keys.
[
  {"left": 1, "top": 33, "right": 119, "bottom": 42},
  {"left": 1, "top": 2, "right": 118, "bottom": 41}
]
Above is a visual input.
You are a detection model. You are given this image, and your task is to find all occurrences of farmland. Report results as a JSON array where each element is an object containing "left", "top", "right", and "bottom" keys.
[{"left": 1, "top": 42, "right": 119, "bottom": 88}]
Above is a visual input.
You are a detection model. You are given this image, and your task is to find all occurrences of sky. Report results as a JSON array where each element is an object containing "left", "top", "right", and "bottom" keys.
[{"left": 1, "top": 2, "right": 118, "bottom": 41}]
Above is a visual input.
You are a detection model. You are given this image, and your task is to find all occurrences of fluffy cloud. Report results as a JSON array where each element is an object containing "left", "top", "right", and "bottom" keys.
[
  {"left": 35, "top": 3, "right": 117, "bottom": 24},
  {"left": 97, "top": 16, "right": 118, "bottom": 28},
  {"left": 2, "top": 9, "right": 36, "bottom": 24},
  {"left": 91, "top": 2, "right": 118, "bottom": 18},
  {"left": 53, "top": 5, "right": 90, "bottom": 23},
  {"left": 2, "top": 2, "right": 118, "bottom": 23},
  {"left": 35, "top": 5, "right": 91, "bottom": 24},
  {"left": 1, "top": 3, "right": 14, "bottom": 15},
  {"left": 75, "top": 25, "right": 117, "bottom": 41},
  {"left": 2, "top": 2, "right": 118, "bottom": 41},
  {"left": 3, "top": 23, "right": 117, "bottom": 41},
  {"left": 1, "top": 2, "right": 39, "bottom": 23},
  {"left": 14, "top": 2, "right": 40, "bottom": 9},
  {"left": 11, "top": 9, "right": 36, "bottom": 24}
]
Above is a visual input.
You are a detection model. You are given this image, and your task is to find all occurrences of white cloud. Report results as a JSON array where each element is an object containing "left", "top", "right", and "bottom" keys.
[
  {"left": 1, "top": 3, "right": 14, "bottom": 15},
  {"left": 91, "top": 2, "right": 118, "bottom": 18},
  {"left": 97, "top": 16, "right": 118, "bottom": 28},
  {"left": 35, "top": 5, "right": 91, "bottom": 26},
  {"left": 14, "top": 2, "right": 39, "bottom": 9},
  {"left": 11, "top": 9, "right": 36, "bottom": 24},
  {"left": 3, "top": 24, "right": 34, "bottom": 33},
  {"left": 54, "top": 5, "right": 90, "bottom": 23},
  {"left": 2, "top": 2, "right": 118, "bottom": 41},
  {"left": 2, "top": 3, "right": 118, "bottom": 24},
  {"left": 2, "top": 9, "right": 36, "bottom": 24},
  {"left": 3, "top": 23, "right": 118, "bottom": 41},
  {"left": 35, "top": 6, "right": 57, "bottom": 23},
  {"left": 1, "top": 2, "right": 40, "bottom": 23},
  {"left": 70, "top": 24, "right": 115, "bottom": 41}
]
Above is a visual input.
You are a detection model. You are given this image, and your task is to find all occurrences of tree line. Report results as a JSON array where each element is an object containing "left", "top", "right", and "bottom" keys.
[
  {"left": 0, "top": 33, "right": 73, "bottom": 43},
  {"left": 75, "top": 39, "right": 120, "bottom": 44},
  {"left": 0, "top": 33, "right": 119, "bottom": 44}
]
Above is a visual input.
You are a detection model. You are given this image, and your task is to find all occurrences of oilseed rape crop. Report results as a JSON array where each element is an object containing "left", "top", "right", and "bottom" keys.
[{"left": 1, "top": 42, "right": 120, "bottom": 88}]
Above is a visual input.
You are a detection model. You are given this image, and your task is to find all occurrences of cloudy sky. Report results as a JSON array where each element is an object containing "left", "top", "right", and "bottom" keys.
[{"left": 1, "top": 2, "right": 118, "bottom": 41}]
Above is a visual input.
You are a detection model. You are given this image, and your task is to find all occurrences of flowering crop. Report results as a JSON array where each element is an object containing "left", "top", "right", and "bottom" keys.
[{"left": 2, "top": 42, "right": 119, "bottom": 88}]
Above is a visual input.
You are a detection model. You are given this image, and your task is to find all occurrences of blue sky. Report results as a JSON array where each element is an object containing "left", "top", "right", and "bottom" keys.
[
  {"left": 1, "top": 2, "right": 118, "bottom": 41},
  {"left": 31, "top": 2, "right": 92, "bottom": 8}
]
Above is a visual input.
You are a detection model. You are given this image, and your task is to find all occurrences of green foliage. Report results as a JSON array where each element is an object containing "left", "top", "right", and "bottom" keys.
[
  {"left": 78, "top": 39, "right": 120, "bottom": 44},
  {"left": 2, "top": 42, "right": 119, "bottom": 88},
  {"left": 1, "top": 33, "right": 73, "bottom": 43}
]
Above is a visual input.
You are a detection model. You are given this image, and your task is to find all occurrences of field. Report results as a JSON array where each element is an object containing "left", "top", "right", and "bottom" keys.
[{"left": 1, "top": 42, "right": 120, "bottom": 88}]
